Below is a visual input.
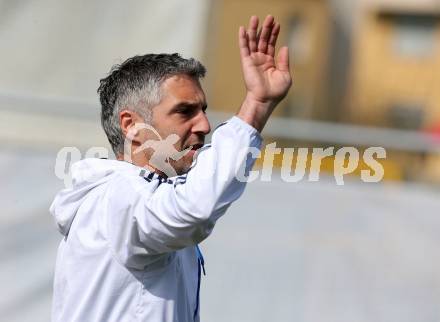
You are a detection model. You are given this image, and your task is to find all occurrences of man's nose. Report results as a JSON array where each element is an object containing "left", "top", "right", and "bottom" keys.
[{"left": 192, "top": 111, "right": 211, "bottom": 135}]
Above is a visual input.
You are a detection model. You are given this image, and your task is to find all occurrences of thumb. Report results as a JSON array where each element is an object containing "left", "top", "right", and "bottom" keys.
[{"left": 276, "top": 46, "right": 290, "bottom": 72}]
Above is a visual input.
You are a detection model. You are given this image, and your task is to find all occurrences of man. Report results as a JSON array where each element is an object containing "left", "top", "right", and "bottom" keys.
[{"left": 50, "top": 15, "right": 291, "bottom": 322}]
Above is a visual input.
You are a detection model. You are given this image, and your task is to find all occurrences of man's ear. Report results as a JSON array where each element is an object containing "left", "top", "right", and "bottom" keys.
[{"left": 119, "top": 109, "right": 143, "bottom": 145}]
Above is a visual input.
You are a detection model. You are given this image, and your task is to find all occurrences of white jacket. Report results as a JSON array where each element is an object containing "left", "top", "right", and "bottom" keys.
[{"left": 50, "top": 116, "right": 262, "bottom": 322}]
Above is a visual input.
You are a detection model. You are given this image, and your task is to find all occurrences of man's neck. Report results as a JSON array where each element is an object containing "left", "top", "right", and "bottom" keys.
[{"left": 117, "top": 154, "right": 168, "bottom": 178}]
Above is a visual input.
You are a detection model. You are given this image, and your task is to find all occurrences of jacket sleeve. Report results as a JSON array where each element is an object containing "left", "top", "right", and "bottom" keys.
[{"left": 106, "top": 116, "right": 262, "bottom": 268}]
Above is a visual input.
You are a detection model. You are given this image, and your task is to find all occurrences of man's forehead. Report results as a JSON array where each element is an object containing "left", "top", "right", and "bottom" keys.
[{"left": 161, "top": 74, "right": 206, "bottom": 104}]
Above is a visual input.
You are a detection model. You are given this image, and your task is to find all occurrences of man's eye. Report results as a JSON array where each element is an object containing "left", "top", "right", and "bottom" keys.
[{"left": 178, "top": 108, "right": 192, "bottom": 115}]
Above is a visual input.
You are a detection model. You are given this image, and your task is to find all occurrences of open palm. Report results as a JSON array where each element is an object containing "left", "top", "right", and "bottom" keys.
[{"left": 239, "top": 15, "right": 292, "bottom": 104}]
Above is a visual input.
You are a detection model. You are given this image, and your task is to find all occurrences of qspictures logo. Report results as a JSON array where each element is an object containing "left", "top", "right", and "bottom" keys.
[
  {"left": 124, "top": 122, "right": 194, "bottom": 178},
  {"left": 54, "top": 122, "right": 386, "bottom": 188},
  {"left": 246, "top": 144, "right": 386, "bottom": 185}
]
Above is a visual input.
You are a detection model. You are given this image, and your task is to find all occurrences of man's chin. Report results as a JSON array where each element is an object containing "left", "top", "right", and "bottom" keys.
[
  {"left": 176, "top": 164, "right": 192, "bottom": 176},
  {"left": 170, "top": 158, "right": 195, "bottom": 176}
]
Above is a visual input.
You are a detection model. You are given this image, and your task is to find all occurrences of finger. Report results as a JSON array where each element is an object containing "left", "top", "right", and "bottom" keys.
[
  {"left": 247, "top": 16, "right": 259, "bottom": 52},
  {"left": 238, "top": 26, "right": 250, "bottom": 57},
  {"left": 256, "top": 27, "right": 262, "bottom": 46},
  {"left": 257, "top": 15, "right": 274, "bottom": 53},
  {"left": 267, "top": 22, "right": 280, "bottom": 57},
  {"left": 276, "top": 46, "right": 290, "bottom": 72}
]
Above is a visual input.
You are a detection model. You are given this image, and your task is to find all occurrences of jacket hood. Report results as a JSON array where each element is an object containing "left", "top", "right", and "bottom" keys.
[{"left": 50, "top": 158, "right": 139, "bottom": 236}]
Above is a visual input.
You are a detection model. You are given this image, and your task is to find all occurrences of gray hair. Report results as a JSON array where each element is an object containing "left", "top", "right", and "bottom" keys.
[{"left": 97, "top": 53, "right": 206, "bottom": 156}]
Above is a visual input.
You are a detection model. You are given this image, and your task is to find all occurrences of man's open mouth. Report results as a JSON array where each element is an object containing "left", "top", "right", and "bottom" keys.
[{"left": 191, "top": 143, "right": 203, "bottom": 151}]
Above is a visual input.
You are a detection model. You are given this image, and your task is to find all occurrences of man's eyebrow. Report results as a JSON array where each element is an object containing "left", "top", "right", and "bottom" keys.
[{"left": 170, "top": 102, "right": 208, "bottom": 112}]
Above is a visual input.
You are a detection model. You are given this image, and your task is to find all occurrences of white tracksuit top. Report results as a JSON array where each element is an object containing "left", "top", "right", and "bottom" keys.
[{"left": 50, "top": 116, "right": 262, "bottom": 322}]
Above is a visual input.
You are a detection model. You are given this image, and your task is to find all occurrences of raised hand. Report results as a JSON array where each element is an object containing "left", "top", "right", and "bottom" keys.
[
  {"left": 237, "top": 15, "right": 292, "bottom": 132},
  {"left": 239, "top": 15, "right": 292, "bottom": 105}
]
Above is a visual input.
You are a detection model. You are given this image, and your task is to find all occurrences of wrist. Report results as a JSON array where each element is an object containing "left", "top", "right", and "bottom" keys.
[
  {"left": 236, "top": 93, "right": 278, "bottom": 132},
  {"left": 243, "top": 92, "right": 278, "bottom": 109}
]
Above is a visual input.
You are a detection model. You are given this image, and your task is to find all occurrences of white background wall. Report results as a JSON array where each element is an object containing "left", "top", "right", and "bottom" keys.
[{"left": 0, "top": 0, "right": 210, "bottom": 100}]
